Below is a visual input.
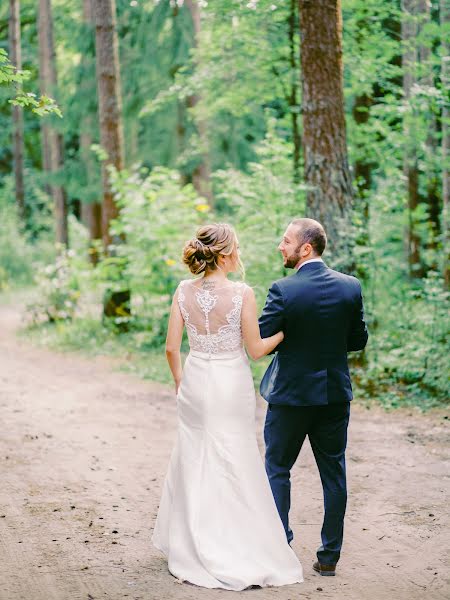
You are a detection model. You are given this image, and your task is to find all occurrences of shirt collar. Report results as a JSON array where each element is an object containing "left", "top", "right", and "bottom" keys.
[{"left": 296, "top": 257, "right": 324, "bottom": 271}]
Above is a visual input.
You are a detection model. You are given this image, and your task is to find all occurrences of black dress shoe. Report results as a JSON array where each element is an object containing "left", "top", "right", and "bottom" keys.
[{"left": 313, "top": 561, "right": 336, "bottom": 576}]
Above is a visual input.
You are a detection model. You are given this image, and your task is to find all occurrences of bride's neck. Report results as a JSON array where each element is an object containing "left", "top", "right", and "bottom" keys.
[{"left": 203, "top": 270, "right": 228, "bottom": 282}]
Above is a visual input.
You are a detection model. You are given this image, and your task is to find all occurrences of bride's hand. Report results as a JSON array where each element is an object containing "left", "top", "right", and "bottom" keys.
[{"left": 275, "top": 331, "right": 284, "bottom": 343}]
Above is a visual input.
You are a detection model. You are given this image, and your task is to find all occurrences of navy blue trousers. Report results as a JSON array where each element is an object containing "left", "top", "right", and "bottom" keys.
[{"left": 264, "top": 402, "right": 350, "bottom": 566}]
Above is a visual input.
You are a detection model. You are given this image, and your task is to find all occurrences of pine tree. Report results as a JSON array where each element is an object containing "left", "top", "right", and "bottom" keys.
[
  {"left": 38, "top": 0, "right": 68, "bottom": 246},
  {"left": 299, "top": 0, "right": 354, "bottom": 271},
  {"left": 92, "top": 0, "right": 124, "bottom": 250},
  {"left": 9, "top": 0, "right": 25, "bottom": 224}
]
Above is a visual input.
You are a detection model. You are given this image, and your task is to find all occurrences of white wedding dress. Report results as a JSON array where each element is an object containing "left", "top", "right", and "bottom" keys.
[{"left": 152, "top": 279, "right": 303, "bottom": 590}]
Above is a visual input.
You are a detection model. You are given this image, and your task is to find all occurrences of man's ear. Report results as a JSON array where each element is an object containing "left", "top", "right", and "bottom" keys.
[{"left": 302, "top": 243, "right": 312, "bottom": 257}]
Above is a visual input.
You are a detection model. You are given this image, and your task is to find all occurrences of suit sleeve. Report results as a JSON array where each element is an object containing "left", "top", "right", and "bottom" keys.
[
  {"left": 347, "top": 281, "right": 369, "bottom": 352},
  {"left": 258, "top": 282, "right": 285, "bottom": 342}
]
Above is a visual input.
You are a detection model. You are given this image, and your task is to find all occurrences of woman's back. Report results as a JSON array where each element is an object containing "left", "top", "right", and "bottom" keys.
[{"left": 178, "top": 279, "right": 248, "bottom": 357}]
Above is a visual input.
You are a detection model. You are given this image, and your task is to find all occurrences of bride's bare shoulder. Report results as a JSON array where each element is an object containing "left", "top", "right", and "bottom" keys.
[
  {"left": 236, "top": 282, "right": 255, "bottom": 300},
  {"left": 178, "top": 278, "right": 200, "bottom": 289}
]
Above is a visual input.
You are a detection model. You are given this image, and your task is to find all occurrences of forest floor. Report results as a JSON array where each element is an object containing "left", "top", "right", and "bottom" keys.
[{"left": 0, "top": 301, "right": 449, "bottom": 600}]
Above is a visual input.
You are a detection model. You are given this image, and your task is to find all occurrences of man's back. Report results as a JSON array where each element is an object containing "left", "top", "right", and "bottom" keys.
[{"left": 259, "top": 261, "right": 368, "bottom": 406}]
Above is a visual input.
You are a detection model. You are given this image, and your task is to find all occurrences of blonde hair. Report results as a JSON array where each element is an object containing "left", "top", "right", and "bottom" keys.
[{"left": 183, "top": 223, "right": 243, "bottom": 276}]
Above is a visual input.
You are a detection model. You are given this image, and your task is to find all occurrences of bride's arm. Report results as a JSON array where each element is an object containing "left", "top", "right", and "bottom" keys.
[
  {"left": 241, "top": 286, "right": 284, "bottom": 360},
  {"left": 165, "top": 288, "right": 184, "bottom": 393}
]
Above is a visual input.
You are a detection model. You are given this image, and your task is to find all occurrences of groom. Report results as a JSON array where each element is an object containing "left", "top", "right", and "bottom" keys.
[{"left": 259, "top": 218, "right": 368, "bottom": 577}]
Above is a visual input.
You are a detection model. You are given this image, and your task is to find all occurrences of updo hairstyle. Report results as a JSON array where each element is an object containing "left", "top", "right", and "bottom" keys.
[{"left": 183, "top": 223, "right": 237, "bottom": 276}]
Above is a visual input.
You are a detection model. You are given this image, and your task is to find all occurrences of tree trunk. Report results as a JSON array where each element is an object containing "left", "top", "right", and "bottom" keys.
[
  {"left": 9, "top": 0, "right": 25, "bottom": 224},
  {"left": 93, "top": 0, "right": 130, "bottom": 326},
  {"left": 441, "top": 0, "right": 450, "bottom": 287},
  {"left": 80, "top": 0, "right": 102, "bottom": 262},
  {"left": 38, "top": 0, "right": 68, "bottom": 246},
  {"left": 170, "top": 5, "right": 189, "bottom": 187},
  {"left": 402, "top": 0, "right": 422, "bottom": 276},
  {"left": 299, "top": 0, "right": 354, "bottom": 272},
  {"left": 419, "top": 0, "right": 440, "bottom": 251},
  {"left": 352, "top": 92, "right": 373, "bottom": 246},
  {"left": 80, "top": 197, "right": 102, "bottom": 256},
  {"left": 185, "top": 0, "right": 213, "bottom": 204},
  {"left": 289, "top": 0, "right": 301, "bottom": 184},
  {"left": 93, "top": 0, "right": 125, "bottom": 250}
]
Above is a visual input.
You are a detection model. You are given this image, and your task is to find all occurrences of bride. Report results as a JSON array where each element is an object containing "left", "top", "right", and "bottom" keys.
[{"left": 152, "top": 223, "right": 303, "bottom": 590}]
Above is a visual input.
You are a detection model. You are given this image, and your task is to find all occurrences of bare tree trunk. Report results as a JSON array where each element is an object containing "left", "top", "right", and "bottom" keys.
[
  {"left": 351, "top": 14, "right": 374, "bottom": 231},
  {"left": 93, "top": 0, "right": 124, "bottom": 251},
  {"left": 352, "top": 93, "right": 373, "bottom": 201},
  {"left": 9, "top": 0, "right": 25, "bottom": 224},
  {"left": 441, "top": 0, "right": 450, "bottom": 287},
  {"left": 402, "top": 0, "right": 423, "bottom": 276},
  {"left": 93, "top": 0, "right": 130, "bottom": 326},
  {"left": 170, "top": 5, "right": 189, "bottom": 187},
  {"left": 80, "top": 0, "right": 102, "bottom": 262},
  {"left": 176, "top": 101, "right": 189, "bottom": 186},
  {"left": 299, "top": 0, "right": 354, "bottom": 272},
  {"left": 418, "top": 0, "right": 440, "bottom": 253},
  {"left": 38, "top": 0, "right": 68, "bottom": 246},
  {"left": 352, "top": 92, "right": 373, "bottom": 249},
  {"left": 80, "top": 197, "right": 102, "bottom": 252},
  {"left": 289, "top": 0, "right": 301, "bottom": 184},
  {"left": 185, "top": 0, "right": 213, "bottom": 204}
]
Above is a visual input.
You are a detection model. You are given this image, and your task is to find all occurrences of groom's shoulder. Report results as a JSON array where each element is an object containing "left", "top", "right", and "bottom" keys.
[
  {"left": 268, "top": 272, "right": 299, "bottom": 293},
  {"left": 327, "top": 267, "right": 362, "bottom": 291}
]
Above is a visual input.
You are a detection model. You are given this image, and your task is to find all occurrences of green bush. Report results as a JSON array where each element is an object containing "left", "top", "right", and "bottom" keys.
[
  {"left": 0, "top": 176, "right": 55, "bottom": 289},
  {"left": 107, "top": 165, "right": 211, "bottom": 345},
  {"left": 26, "top": 248, "right": 83, "bottom": 324},
  {"left": 11, "top": 131, "right": 447, "bottom": 411},
  {"left": 213, "top": 125, "right": 307, "bottom": 302},
  {"left": 354, "top": 270, "right": 449, "bottom": 407}
]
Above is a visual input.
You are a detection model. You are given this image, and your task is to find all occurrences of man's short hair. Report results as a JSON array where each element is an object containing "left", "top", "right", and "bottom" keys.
[{"left": 291, "top": 218, "right": 327, "bottom": 256}]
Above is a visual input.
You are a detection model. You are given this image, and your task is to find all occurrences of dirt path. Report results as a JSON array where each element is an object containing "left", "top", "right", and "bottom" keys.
[{"left": 0, "top": 303, "right": 449, "bottom": 600}]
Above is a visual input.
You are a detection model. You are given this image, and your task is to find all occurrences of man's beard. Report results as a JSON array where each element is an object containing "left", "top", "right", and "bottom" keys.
[{"left": 284, "top": 250, "right": 301, "bottom": 269}]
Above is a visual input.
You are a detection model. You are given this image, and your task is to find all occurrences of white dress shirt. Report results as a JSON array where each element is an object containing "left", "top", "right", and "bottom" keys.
[{"left": 296, "top": 258, "right": 324, "bottom": 271}]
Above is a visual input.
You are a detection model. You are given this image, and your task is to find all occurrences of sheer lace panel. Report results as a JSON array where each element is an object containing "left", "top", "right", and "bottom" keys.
[{"left": 177, "top": 279, "right": 248, "bottom": 355}]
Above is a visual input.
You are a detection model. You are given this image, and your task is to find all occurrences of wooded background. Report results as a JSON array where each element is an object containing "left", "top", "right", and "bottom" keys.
[{"left": 0, "top": 0, "right": 448, "bottom": 407}]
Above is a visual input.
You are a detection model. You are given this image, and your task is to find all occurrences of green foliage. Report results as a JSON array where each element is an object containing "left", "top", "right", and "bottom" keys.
[
  {"left": 105, "top": 165, "right": 211, "bottom": 345},
  {"left": 213, "top": 124, "right": 307, "bottom": 299},
  {"left": 354, "top": 265, "right": 449, "bottom": 408},
  {"left": 27, "top": 248, "right": 84, "bottom": 324},
  {"left": 1, "top": 0, "right": 449, "bottom": 411},
  {"left": 0, "top": 49, "right": 61, "bottom": 116},
  {"left": 0, "top": 177, "right": 54, "bottom": 288}
]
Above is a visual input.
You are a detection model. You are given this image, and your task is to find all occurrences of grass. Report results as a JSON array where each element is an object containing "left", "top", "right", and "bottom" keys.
[{"left": 3, "top": 288, "right": 447, "bottom": 413}]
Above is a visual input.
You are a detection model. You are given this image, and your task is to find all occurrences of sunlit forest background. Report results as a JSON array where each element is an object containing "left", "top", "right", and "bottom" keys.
[{"left": 0, "top": 0, "right": 448, "bottom": 408}]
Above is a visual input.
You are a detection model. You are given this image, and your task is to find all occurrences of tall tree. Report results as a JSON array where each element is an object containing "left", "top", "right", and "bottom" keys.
[
  {"left": 402, "top": 0, "right": 422, "bottom": 276},
  {"left": 441, "top": 0, "right": 450, "bottom": 286},
  {"left": 171, "top": 3, "right": 189, "bottom": 186},
  {"left": 93, "top": 0, "right": 124, "bottom": 250},
  {"left": 419, "top": 0, "right": 440, "bottom": 251},
  {"left": 349, "top": 8, "right": 376, "bottom": 235},
  {"left": 299, "top": 0, "right": 354, "bottom": 271},
  {"left": 38, "top": 0, "right": 68, "bottom": 245},
  {"left": 93, "top": 0, "right": 130, "bottom": 325},
  {"left": 80, "top": 0, "right": 102, "bottom": 262},
  {"left": 9, "top": 0, "right": 25, "bottom": 223},
  {"left": 288, "top": 0, "right": 301, "bottom": 184},
  {"left": 185, "top": 0, "right": 212, "bottom": 204}
]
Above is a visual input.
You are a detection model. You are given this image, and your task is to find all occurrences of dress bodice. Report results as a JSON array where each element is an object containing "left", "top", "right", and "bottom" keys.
[{"left": 177, "top": 279, "right": 249, "bottom": 356}]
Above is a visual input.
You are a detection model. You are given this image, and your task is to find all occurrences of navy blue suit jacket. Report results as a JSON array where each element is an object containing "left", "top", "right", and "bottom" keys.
[{"left": 259, "top": 261, "right": 368, "bottom": 407}]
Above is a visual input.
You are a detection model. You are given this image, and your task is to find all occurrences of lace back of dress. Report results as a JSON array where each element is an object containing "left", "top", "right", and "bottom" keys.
[{"left": 178, "top": 280, "right": 246, "bottom": 356}]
